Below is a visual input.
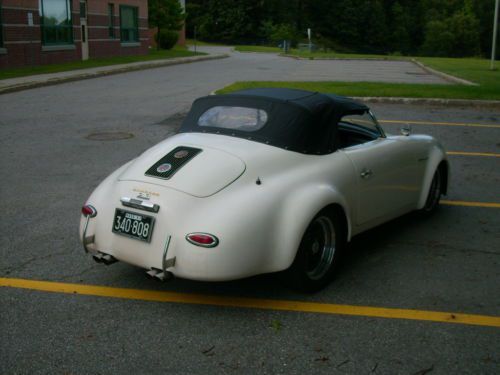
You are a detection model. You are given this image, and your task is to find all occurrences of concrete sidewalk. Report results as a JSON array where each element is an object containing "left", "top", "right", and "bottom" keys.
[{"left": 0, "top": 53, "right": 228, "bottom": 95}]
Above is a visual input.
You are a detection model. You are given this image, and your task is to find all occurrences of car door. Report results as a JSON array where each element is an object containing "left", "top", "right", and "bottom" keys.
[{"left": 339, "top": 112, "right": 418, "bottom": 227}]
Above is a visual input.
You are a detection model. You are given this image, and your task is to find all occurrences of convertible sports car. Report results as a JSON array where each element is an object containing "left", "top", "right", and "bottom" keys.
[{"left": 80, "top": 88, "right": 448, "bottom": 291}]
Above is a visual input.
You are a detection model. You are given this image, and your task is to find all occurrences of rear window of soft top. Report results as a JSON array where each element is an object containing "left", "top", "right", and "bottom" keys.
[{"left": 198, "top": 106, "right": 268, "bottom": 132}]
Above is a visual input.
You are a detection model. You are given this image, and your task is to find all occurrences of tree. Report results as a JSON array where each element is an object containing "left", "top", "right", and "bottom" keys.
[
  {"left": 183, "top": 0, "right": 489, "bottom": 57},
  {"left": 149, "top": 0, "right": 185, "bottom": 50},
  {"left": 360, "top": 0, "right": 389, "bottom": 53},
  {"left": 421, "top": 20, "right": 455, "bottom": 56},
  {"left": 389, "top": 2, "right": 411, "bottom": 54},
  {"left": 448, "top": 4, "right": 481, "bottom": 57},
  {"left": 421, "top": 1, "right": 480, "bottom": 57},
  {"left": 262, "top": 22, "right": 297, "bottom": 45}
]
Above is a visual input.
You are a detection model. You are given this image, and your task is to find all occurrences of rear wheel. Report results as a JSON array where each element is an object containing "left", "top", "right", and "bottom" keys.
[
  {"left": 421, "top": 168, "right": 442, "bottom": 214},
  {"left": 287, "top": 209, "right": 344, "bottom": 292}
]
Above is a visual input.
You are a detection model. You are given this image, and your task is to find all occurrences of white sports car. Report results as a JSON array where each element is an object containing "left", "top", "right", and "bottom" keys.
[{"left": 80, "top": 88, "right": 448, "bottom": 291}]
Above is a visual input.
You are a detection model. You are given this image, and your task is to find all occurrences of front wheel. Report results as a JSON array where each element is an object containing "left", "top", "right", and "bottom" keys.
[{"left": 286, "top": 209, "right": 345, "bottom": 292}]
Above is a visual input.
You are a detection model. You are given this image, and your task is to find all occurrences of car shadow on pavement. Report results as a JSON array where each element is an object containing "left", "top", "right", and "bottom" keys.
[{"left": 122, "top": 209, "right": 447, "bottom": 300}]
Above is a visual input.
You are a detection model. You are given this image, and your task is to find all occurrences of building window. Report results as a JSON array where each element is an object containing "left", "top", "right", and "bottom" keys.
[
  {"left": 120, "top": 6, "right": 138, "bottom": 43},
  {"left": 39, "top": 0, "right": 73, "bottom": 45},
  {"left": 108, "top": 4, "right": 115, "bottom": 38},
  {"left": 79, "top": 1, "right": 86, "bottom": 18}
]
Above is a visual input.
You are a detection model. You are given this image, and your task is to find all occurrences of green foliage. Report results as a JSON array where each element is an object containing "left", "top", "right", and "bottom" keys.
[
  {"left": 361, "top": 0, "right": 389, "bottom": 53},
  {"left": 194, "top": 0, "right": 265, "bottom": 43},
  {"left": 262, "top": 22, "right": 297, "bottom": 45},
  {"left": 0, "top": 47, "right": 204, "bottom": 80},
  {"left": 155, "top": 30, "right": 179, "bottom": 50},
  {"left": 149, "top": 0, "right": 185, "bottom": 31},
  {"left": 390, "top": 2, "right": 411, "bottom": 55},
  {"left": 422, "top": 2, "right": 481, "bottom": 57},
  {"left": 421, "top": 20, "right": 455, "bottom": 57},
  {"left": 186, "top": 0, "right": 492, "bottom": 58}
]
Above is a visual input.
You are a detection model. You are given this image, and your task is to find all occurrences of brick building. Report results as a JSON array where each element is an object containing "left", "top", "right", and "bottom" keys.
[{"left": 0, "top": 0, "right": 149, "bottom": 68}]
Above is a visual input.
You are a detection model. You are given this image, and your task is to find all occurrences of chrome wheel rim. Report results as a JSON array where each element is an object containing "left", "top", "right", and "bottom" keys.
[
  {"left": 425, "top": 170, "right": 441, "bottom": 211},
  {"left": 304, "top": 216, "right": 336, "bottom": 280}
]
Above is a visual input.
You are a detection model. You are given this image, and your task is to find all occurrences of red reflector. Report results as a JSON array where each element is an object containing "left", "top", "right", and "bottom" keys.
[
  {"left": 82, "top": 205, "right": 97, "bottom": 217},
  {"left": 186, "top": 233, "right": 219, "bottom": 248}
]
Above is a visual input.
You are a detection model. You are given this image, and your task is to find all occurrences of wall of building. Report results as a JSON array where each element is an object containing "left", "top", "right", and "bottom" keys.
[{"left": 0, "top": 0, "right": 148, "bottom": 69}]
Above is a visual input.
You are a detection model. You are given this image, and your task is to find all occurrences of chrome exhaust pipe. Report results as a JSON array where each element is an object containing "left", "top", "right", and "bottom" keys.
[
  {"left": 93, "top": 252, "right": 117, "bottom": 265},
  {"left": 146, "top": 269, "right": 160, "bottom": 279},
  {"left": 146, "top": 268, "right": 173, "bottom": 282},
  {"left": 101, "top": 254, "right": 118, "bottom": 265},
  {"left": 154, "top": 271, "right": 174, "bottom": 282}
]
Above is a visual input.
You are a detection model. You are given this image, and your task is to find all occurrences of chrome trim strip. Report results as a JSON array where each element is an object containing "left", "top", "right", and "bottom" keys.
[
  {"left": 369, "top": 110, "right": 386, "bottom": 138},
  {"left": 120, "top": 197, "right": 160, "bottom": 213},
  {"left": 82, "top": 216, "right": 93, "bottom": 253},
  {"left": 82, "top": 205, "right": 97, "bottom": 253},
  {"left": 162, "top": 235, "right": 176, "bottom": 274}
]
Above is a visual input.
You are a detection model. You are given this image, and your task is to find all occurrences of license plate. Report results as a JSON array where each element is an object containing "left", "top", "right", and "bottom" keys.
[{"left": 112, "top": 209, "right": 155, "bottom": 242}]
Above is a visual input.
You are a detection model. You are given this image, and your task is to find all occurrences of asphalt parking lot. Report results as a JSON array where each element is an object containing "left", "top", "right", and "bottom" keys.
[{"left": 0, "top": 61, "right": 499, "bottom": 373}]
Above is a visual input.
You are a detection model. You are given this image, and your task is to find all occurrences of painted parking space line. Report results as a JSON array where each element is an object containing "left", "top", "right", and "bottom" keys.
[
  {"left": 447, "top": 151, "right": 500, "bottom": 158},
  {"left": 1, "top": 278, "right": 499, "bottom": 328},
  {"left": 442, "top": 200, "right": 500, "bottom": 208},
  {"left": 379, "top": 119, "right": 500, "bottom": 129}
]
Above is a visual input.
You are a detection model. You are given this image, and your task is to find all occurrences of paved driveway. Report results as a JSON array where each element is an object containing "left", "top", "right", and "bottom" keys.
[
  {"left": 0, "top": 46, "right": 450, "bottom": 136},
  {"left": 195, "top": 46, "right": 449, "bottom": 84}
]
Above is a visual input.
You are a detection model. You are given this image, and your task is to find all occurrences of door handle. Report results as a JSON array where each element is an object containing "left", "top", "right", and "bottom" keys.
[{"left": 360, "top": 168, "right": 373, "bottom": 179}]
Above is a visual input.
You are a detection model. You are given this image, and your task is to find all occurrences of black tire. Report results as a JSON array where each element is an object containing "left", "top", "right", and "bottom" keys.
[
  {"left": 420, "top": 168, "right": 442, "bottom": 215},
  {"left": 286, "top": 208, "right": 345, "bottom": 293}
]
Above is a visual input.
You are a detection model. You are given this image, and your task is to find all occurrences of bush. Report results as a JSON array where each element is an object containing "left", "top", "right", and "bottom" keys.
[
  {"left": 261, "top": 21, "right": 299, "bottom": 47},
  {"left": 421, "top": 5, "right": 480, "bottom": 57},
  {"left": 155, "top": 30, "right": 178, "bottom": 50}
]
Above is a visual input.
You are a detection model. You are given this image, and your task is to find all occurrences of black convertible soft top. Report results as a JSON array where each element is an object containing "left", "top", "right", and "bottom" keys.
[{"left": 179, "top": 88, "right": 369, "bottom": 154}]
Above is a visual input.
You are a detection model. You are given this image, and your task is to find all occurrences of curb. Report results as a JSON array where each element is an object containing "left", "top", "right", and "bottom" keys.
[
  {"left": 410, "top": 59, "right": 477, "bottom": 86},
  {"left": 281, "top": 54, "right": 401, "bottom": 62},
  {"left": 211, "top": 89, "right": 500, "bottom": 109},
  {"left": 353, "top": 96, "right": 500, "bottom": 109},
  {"left": 0, "top": 54, "right": 229, "bottom": 95}
]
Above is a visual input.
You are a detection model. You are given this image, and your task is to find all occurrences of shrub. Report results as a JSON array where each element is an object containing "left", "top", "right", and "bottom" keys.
[{"left": 155, "top": 30, "right": 178, "bottom": 50}]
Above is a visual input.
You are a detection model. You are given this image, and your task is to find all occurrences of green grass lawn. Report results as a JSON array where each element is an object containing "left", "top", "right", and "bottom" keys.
[
  {"left": 417, "top": 57, "right": 498, "bottom": 87},
  {"left": 235, "top": 45, "right": 283, "bottom": 53},
  {"left": 186, "top": 39, "right": 226, "bottom": 47},
  {"left": 234, "top": 45, "right": 404, "bottom": 59},
  {"left": 0, "top": 47, "right": 206, "bottom": 80},
  {"left": 217, "top": 56, "right": 500, "bottom": 101}
]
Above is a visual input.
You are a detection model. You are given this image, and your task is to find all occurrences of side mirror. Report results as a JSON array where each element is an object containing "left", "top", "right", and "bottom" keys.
[{"left": 400, "top": 124, "right": 412, "bottom": 136}]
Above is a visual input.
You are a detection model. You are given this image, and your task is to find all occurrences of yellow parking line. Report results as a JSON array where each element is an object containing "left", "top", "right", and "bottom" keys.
[
  {"left": 1, "top": 277, "right": 499, "bottom": 328},
  {"left": 447, "top": 151, "right": 500, "bottom": 157},
  {"left": 442, "top": 200, "right": 500, "bottom": 208},
  {"left": 379, "top": 119, "right": 500, "bottom": 129}
]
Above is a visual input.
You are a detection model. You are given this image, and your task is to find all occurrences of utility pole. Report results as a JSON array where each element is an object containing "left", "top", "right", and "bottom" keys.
[{"left": 491, "top": 0, "right": 499, "bottom": 70}]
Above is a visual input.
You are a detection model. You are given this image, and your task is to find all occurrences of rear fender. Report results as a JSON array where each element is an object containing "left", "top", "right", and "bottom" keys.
[
  {"left": 269, "top": 184, "right": 352, "bottom": 271},
  {"left": 417, "top": 145, "right": 449, "bottom": 209}
]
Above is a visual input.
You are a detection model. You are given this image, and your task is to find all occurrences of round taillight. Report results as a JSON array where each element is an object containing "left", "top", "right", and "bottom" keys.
[
  {"left": 82, "top": 205, "right": 97, "bottom": 218},
  {"left": 186, "top": 233, "right": 219, "bottom": 248}
]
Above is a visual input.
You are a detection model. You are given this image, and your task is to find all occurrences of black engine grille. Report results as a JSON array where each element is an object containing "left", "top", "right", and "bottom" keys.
[{"left": 145, "top": 146, "right": 202, "bottom": 180}]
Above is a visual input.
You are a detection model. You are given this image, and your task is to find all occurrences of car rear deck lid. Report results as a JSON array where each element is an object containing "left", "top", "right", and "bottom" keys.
[
  {"left": 118, "top": 145, "right": 246, "bottom": 198},
  {"left": 145, "top": 146, "right": 202, "bottom": 180}
]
